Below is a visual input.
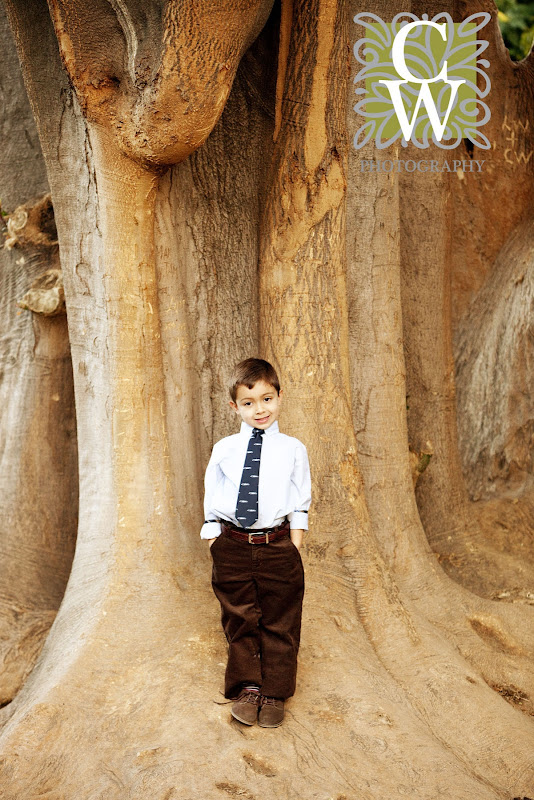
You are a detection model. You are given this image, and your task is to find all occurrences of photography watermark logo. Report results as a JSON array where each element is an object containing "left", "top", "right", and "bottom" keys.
[{"left": 353, "top": 12, "right": 491, "bottom": 153}]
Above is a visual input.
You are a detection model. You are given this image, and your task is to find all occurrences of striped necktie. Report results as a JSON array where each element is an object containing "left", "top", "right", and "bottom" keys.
[{"left": 235, "top": 427, "right": 265, "bottom": 527}]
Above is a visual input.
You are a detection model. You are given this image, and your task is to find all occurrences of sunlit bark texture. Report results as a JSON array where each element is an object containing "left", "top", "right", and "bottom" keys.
[{"left": 0, "top": 0, "right": 533, "bottom": 798}]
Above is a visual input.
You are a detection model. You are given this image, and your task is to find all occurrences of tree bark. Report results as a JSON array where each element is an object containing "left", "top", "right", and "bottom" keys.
[
  {"left": 0, "top": 5, "right": 77, "bottom": 705},
  {"left": 403, "top": 1, "right": 534, "bottom": 597}
]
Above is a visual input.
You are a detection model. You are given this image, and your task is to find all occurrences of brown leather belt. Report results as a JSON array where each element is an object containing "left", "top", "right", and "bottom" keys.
[{"left": 221, "top": 520, "right": 290, "bottom": 545}]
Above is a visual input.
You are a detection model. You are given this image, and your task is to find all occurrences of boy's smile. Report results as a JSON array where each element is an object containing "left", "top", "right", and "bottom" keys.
[{"left": 230, "top": 379, "right": 283, "bottom": 430}]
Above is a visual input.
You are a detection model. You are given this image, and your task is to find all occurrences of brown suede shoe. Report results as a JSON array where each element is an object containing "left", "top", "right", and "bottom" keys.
[
  {"left": 258, "top": 696, "right": 285, "bottom": 727},
  {"left": 231, "top": 689, "right": 261, "bottom": 725}
]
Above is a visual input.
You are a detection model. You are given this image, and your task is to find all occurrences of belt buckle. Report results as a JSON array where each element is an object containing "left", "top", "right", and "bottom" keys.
[{"left": 248, "top": 532, "right": 269, "bottom": 544}]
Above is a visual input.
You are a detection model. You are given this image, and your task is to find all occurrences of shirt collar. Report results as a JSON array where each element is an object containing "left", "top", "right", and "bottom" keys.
[{"left": 240, "top": 420, "right": 279, "bottom": 438}]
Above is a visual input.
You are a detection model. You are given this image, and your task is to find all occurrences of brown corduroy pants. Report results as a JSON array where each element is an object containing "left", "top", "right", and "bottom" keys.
[{"left": 210, "top": 525, "right": 305, "bottom": 700}]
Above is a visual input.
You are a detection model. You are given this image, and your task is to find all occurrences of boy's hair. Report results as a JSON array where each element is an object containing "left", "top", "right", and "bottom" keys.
[{"left": 229, "top": 358, "right": 280, "bottom": 402}]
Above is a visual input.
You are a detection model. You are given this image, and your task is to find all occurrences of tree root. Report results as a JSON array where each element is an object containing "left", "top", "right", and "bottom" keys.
[{"left": 0, "top": 573, "right": 531, "bottom": 800}]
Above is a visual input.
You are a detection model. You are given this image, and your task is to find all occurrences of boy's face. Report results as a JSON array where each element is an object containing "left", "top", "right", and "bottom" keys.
[{"left": 230, "top": 380, "right": 283, "bottom": 430}]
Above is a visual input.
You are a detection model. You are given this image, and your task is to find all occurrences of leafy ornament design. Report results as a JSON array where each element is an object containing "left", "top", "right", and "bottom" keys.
[{"left": 353, "top": 12, "right": 491, "bottom": 150}]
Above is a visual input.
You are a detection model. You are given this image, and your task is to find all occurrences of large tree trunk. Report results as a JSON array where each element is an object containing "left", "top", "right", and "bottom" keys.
[
  {"left": 0, "top": 1, "right": 533, "bottom": 798},
  {"left": 403, "top": 0, "right": 534, "bottom": 599},
  {"left": 0, "top": 6, "right": 77, "bottom": 706}
]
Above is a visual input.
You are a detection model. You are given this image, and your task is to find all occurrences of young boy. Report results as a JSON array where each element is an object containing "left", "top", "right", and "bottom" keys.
[{"left": 200, "top": 358, "right": 311, "bottom": 727}]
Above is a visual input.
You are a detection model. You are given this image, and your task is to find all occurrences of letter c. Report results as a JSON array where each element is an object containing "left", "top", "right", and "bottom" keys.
[{"left": 392, "top": 20, "right": 448, "bottom": 84}]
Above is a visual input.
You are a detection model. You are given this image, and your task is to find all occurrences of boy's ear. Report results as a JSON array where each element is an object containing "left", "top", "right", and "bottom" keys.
[{"left": 229, "top": 400, "right": 238, "bottom": 414}]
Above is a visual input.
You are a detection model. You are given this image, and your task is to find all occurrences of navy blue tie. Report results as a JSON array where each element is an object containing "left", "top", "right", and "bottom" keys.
[{"left": 236, "top": 428, "right": 265, "bottom": 527}]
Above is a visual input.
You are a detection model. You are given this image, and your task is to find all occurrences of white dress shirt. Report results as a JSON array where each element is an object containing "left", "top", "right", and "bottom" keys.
[{"left": 200, "top": 420, "right": 311, "bottom": 539}]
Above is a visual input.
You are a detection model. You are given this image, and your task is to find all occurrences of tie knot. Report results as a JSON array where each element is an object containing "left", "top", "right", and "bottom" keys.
[{"left": 252, "top": 428, "right": 265, "bottom": 438}]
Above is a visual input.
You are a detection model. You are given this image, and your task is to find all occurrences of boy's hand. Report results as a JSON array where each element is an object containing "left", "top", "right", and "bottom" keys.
[
  {"left": 290, "top": 529, "right": 304, "bottom": 551},
  {"left": 208, "top": 538, "right": 217, "bottom": 548}
]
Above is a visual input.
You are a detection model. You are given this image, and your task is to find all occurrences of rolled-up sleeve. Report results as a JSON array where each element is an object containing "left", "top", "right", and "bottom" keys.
[
  {"left": 200, "top": 446, "right": 222, "bottom": 539},
  {"left": 287, "top": 442, "right": 311, "bottom": 530}
]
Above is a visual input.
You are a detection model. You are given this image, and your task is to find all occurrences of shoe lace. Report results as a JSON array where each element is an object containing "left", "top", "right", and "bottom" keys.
[
  {"left": 236, "top": 690, "right": 260, "bottom": 705},
  {"left": 261, "top": 695, "right": 281, "bottom": 706}
]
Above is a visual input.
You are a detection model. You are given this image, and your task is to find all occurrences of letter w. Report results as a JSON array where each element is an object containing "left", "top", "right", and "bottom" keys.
[{"left": 379, "top": 79, "right": 465, "bottom": 142}]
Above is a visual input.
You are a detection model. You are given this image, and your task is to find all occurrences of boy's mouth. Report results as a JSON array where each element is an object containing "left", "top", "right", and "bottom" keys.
[{"left": 255, "top": 415, "right": 270, "bottom": 424}]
